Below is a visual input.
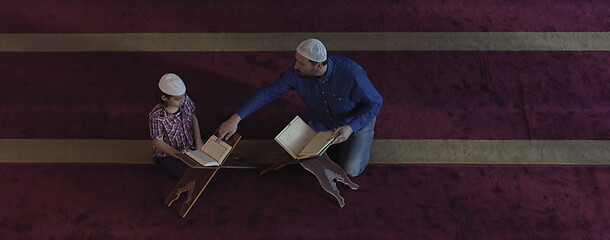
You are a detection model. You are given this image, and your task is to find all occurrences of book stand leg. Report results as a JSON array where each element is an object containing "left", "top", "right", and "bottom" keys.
[
  {"left": 260, "top": 153, "right": 359, "bottom": 207},
  {"left": 299, "top": 153, "right": 359, "bottom": 207},
  {"left": 164, "top": 134, "right": 254, "bottom": 218},
  {"left": 164, "top": 168, "right": 219, "bottom": 218},
  {"left": 164, "top": 157, "right": 258, "bottom": 218}
]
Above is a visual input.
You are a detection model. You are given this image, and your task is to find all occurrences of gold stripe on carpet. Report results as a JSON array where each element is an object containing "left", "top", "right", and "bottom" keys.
[
  {"left": 371, "top": 140, "right": 610, "bottom": 165},
  {"left": 1, "top": 32, "right": 610, "bottom": 52},
  {"left": 1, "top": 139, "right": 609, "bottom": 165},
  {"left": 0, "top": 139, "right": 152, "bottom": 164}
]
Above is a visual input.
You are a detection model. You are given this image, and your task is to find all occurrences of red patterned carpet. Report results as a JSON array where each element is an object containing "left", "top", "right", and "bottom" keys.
[
  {"left": 1, "top": 163, "right": 609, "bottom": 239},
  {"left": 1, "top": 1, "right": 610, "bottom": 140},
  {"left": 2, "top": 51, "right": 610, "bottom": 140},
  {"left": 1, "top": 0, "right": 609, "bottom": 33},
  {"left": 1, "top": 0, "right": 610, "bottom": 239}
]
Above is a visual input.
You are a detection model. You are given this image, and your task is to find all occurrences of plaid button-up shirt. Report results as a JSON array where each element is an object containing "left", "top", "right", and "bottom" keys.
[{"left": 149, "top": 95, "right": 196, "bottom": 157}]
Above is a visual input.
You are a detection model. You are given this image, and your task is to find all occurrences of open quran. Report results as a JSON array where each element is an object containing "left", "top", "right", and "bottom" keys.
[
  {"left": 274, "top": 116, "right": 335, "bottom": 160},
  {"left": 184, "top": 135, "right": 234, "bottom": 166}
]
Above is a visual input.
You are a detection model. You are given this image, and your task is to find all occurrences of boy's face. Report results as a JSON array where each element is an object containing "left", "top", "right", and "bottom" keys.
[{"left": 162, "top": 94, "right": 185, "bottom": 108}]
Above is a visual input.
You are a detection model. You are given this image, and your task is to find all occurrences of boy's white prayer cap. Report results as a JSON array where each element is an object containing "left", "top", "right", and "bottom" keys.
[
  {"left": 296, "top": 38, "right": 327, "bottom": 62},
  {"left": 158, "top": 73, "right": 186, "bottom": 96}
]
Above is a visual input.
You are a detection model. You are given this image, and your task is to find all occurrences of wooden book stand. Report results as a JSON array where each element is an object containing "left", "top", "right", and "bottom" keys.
[
  {"left": 260, "top": 153, "right": 359, "bottom": 208},
  {"left": 164, "top": 133, "right": 256, "bottom": 218},
  {"left": 164, "top": 134, "right": 359, "bottom": 217}
]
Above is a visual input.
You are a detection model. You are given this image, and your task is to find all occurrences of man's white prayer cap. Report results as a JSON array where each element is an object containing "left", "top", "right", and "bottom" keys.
[
  {"left": 296, "top": 38, "right": 327, "bottom": 62},
  {"left": 158, "top": 73, "right": 186, "bottom": 96}
]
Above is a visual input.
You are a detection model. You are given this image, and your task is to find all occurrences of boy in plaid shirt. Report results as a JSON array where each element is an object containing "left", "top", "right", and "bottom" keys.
[{"left": 149, "top": 73, "right": 204, "bottom": 177}]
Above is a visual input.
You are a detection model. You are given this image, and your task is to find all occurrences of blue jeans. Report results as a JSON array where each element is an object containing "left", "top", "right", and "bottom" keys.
[
  {"left": 326, "top": 118, "right": 376, "bottom": 177},
  {"left": 153, "top": 155, "right": 188, "bottom": 178}
]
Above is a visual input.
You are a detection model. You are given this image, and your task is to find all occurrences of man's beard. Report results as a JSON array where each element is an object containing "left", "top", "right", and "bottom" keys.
[
  {"left": 298, "top": 70, "right": 315, "bottom": 78},
  {"left": 298, "top": 70, "right": 308, "bottom": 78}
]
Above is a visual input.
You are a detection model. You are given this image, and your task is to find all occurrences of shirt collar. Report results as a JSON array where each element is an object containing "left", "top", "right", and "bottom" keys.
[
  {"left": 160, "top": 106, "right": 180, "bottom": 117},
  {"left": 320, "top": 56, "right": 333, "bottom": 83}
]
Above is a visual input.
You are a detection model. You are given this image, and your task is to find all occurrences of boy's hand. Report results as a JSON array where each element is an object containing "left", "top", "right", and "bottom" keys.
[{"left": 195, "top": 139, "right": 204, "bottom": 151}]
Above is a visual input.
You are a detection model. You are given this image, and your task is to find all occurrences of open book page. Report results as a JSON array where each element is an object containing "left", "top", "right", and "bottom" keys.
[
  {"left": 299, "top": 131, "right": 335, "bottom": 159},
  {"left": 274, "top": 116, "right": 316, "bottom": 159},
  {"left": 186, "top": 150, "right": 219, "bottom": 166},
  {"left": 202, "top": 135, "right": 232, "bottom": 164}
]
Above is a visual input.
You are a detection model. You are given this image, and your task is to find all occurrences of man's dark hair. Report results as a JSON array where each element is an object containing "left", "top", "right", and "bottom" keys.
[{"left": 310, "top": 59, "right": 328, "bottom": 66}]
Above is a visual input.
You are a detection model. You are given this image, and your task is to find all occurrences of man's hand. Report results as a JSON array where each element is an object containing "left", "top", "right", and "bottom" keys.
[
  {"left": 217, "top": 114, "right": 241, "bottom": 141},
  {"left": 332, "top": 125, "right": 353, "bottom": 144}
]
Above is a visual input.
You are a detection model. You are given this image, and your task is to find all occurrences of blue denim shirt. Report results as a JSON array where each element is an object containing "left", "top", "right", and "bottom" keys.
[{"left": 236, "top": 55, "right": 383, "bottom": 133}]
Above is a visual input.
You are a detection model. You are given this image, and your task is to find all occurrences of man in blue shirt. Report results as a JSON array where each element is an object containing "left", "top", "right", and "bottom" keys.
[{"left": 218, "top": 38, "right": 382, "bottom": 177}]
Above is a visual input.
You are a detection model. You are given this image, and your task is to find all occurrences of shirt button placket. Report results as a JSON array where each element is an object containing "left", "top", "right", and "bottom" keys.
[{"left": 321, "top": 84, "right": 331, "bottom": 118}]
